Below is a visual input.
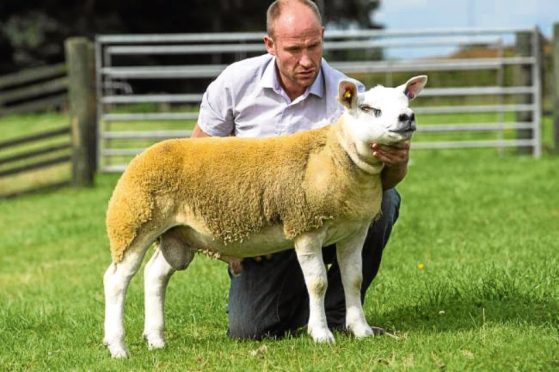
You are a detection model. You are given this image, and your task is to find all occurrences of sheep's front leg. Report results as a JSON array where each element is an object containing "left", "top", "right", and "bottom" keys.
[
  {"left": 294, "top": 232, "right": 334, "bottom": 343},
  {"left": 336, "top": 225, "right": 374, "bottom": 338}
]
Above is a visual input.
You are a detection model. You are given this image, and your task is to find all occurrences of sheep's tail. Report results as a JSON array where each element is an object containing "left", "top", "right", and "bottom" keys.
[{"left": 106, "top": 176, "right": 154, "bottom": 263}]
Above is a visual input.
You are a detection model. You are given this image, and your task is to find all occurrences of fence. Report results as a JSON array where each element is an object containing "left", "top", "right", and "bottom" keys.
[
  {"left": 0, "top": 126, "right": 72, "bottom": 198},
  {"left": 0, "top": 64, "right": 68, "bottom": 116},
  {"left": 94, "top": 27, "right": 544, "bottom": 172},
  {"left": 554, "top": 23, "right": 559, "bottom": 153},
  {"left": 0, "top": 38, "right": 97, "bottom": 197},
  {"left": 0, "top": 63, "right": 71, "bottom": 197}
]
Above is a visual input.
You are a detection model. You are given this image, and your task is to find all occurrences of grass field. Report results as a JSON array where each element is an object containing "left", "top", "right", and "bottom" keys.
[{"left": 0, "top": 113, "right": 558, "bottom": 370}]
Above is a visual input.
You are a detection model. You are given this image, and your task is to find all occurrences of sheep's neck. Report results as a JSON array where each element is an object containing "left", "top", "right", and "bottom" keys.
[{"left": 334, "top": 120, "right": 384, "bottom": 176}]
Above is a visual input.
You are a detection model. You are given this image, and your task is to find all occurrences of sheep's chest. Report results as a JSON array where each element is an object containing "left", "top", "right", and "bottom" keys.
[{"left": 309, "top": 171, "right": 382, "bottom": 226}]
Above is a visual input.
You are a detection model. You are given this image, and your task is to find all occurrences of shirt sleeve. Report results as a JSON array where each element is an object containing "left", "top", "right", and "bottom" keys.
[
  {"left": 357, "top": 80, "right": 366, "bottom": 92},
  {"left": 197, "top": 75, "right": 235, "bottom": 137}
]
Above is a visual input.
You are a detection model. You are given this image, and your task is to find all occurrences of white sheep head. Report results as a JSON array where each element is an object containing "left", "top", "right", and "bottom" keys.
[{"left": 337, "top": 75, "right": 428, "bottom": 146}]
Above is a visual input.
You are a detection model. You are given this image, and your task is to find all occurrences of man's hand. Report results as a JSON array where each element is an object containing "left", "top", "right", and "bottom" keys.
[
  {"left": 371, "top": 141, "right": 410, "bottom": 167},
  {"left": 371, "top": 141, "right": 410, "bottom": 190}
]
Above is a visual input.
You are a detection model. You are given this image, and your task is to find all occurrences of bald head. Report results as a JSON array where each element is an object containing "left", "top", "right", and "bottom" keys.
[
  {"left": 266, "top": 0, "right": 322, "bottom": 37},
  {"left": 263, "top": 0, "right": 324, "bottom": 100}
]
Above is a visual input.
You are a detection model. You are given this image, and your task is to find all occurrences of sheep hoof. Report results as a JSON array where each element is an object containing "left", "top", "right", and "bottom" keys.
[
  {"left": 349, "top": 323, "right": 374, "bottom": 338},
  {"left": 144, "top": 333, "right": 166, "bottom": 350},
  {"left": 106, "top": 341, "right": 129, "bottom": 358},
  {"left": 309, "top": 327, "right": 335, "bottom": 344}
]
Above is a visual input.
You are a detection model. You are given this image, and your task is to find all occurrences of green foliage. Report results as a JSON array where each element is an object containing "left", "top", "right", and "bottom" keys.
[
  {"left": 0, "top": 0, "right": 380, "bottom": 73},
  {"left": 1, "top": 136, "right": 558, "bottom": 369}
]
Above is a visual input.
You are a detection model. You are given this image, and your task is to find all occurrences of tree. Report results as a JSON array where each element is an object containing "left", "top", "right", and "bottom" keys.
[
  {"left": 318, "top": 0, "right": 383, "bottom": 30},
  {"left": 0, "top": 0, "right": 382, "bottom": 73}
]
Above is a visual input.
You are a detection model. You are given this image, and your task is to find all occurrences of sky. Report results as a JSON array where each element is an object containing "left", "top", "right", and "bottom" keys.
[
  {"left": 376, "top": 0, "right": 558, "bottom": 37},
  {"left": 372, "top": 0, "right": 558, "bottom": 58}
]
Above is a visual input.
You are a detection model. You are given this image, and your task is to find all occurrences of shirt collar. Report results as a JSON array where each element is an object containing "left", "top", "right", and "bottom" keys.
[
  {"left": 260, "top": 57, "right": 277, "bottom": 91},
  {"left": 261, "top": 56, "right": 324, "bottom": 99},
  {"left": 308, "top": 66, "right": 324, "bottom": 98}
]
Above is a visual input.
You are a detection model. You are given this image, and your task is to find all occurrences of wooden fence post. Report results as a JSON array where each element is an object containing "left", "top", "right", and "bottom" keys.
[
  {"left": 553, "top": 23, "right": 559, "bottom": 154},
  {"left": 515, "top": 31, "right": 534, "bottom": 155},
  {"left": 65, "top": 37, "right": 97, "bottom": 187}
]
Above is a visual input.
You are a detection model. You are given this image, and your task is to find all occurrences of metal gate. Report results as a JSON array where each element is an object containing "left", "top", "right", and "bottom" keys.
[{"left": 95, "top": 27, "right": 543, "bottom": 172}]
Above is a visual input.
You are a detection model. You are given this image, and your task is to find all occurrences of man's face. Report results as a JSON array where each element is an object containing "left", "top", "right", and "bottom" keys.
[{"left": 264, "top": 8, "right": 324, "bottom": 99}]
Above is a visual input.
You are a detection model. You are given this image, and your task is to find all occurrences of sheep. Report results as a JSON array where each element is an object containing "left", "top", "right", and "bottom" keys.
[{"left": 103, "top": 75, "right": 428, "bottom": 358}]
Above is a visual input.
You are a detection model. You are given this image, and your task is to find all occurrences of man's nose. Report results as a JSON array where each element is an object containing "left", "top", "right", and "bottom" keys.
[{"left": 299, "top": 52, "right": 313, "bottom": 68}]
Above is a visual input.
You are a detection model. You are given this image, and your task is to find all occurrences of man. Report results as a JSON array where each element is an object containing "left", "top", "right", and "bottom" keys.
[{"left": 192, "top": 0, "right": 410, "bottom": 339}]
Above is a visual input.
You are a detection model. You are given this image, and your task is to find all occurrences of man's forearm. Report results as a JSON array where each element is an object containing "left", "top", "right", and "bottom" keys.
[
  {"left": 381, "top": 163, "right": 407, "bottom": 190},
  {"left": 192, "top": 124, "right": 211, "bottom": 138}
]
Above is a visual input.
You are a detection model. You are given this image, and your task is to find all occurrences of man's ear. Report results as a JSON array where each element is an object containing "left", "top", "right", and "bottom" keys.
[
  {"left": 337, "top": 79, "right": 358, "bottom": 109},
  {"left": 400, "top": 75, "right": 428, "bottom": 100},
  {"left": 264, "top": 35, "right": 275, "bottom": 56}
]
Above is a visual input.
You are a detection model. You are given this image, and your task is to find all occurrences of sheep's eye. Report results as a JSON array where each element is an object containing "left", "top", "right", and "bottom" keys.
[
  {"left": 360, "top": 105, "right": 382, "bottom": 117},
  {"left": 359, "top": 105, "right": 371, "bottom": 113}
]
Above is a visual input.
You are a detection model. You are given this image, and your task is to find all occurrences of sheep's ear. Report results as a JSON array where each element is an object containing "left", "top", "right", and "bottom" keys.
[
  {"left": 400, "top": 75, "right": 428, "bottom": 100},
  {"left": 337, "top": 79, "right": 358, "bottom": 109}
]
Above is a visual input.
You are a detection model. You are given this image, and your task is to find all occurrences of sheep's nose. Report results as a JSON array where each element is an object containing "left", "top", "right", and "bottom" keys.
[
  {"left": 399, "top": 113, "right": 416, "bottom": 132},
  {"left": 399, "top": 113, "right": 415, "bottom": 123}
]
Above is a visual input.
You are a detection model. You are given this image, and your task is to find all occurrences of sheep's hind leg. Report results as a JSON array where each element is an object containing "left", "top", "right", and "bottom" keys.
[
  {"left": 294, "top": 232, "right": 334, "bottom": 343},
  {"left": 336, "top": 226, "right": 374, "bottom": 338},
  {"left": 103, "top": 238, "right": 152, "bottom": 358},
  {"left": 144, "top": 229, "right": 194, "bottom": 350}
]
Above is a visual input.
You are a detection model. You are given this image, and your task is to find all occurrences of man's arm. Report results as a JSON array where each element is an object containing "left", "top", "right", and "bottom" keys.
[
  {"left": 191, "top": 124, "right": 211, "bottom": 138},
  {"left": 371, "top": 142, "right": 410, "bottom": 190}
]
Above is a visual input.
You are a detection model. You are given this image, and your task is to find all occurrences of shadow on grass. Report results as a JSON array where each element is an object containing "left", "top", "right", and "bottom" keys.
[{"left": 377, "top": 282, "right": 559, "bottom": 333}]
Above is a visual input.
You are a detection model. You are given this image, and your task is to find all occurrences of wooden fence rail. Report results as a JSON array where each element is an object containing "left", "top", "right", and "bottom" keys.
[
  {"left": 0, "top": 63, "right": 68, "bottom": 116},
  {"left": 0, "top": 126, "right": 71, "bottom": 197}
]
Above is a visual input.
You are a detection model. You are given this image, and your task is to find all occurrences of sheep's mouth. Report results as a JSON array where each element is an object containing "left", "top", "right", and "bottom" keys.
[{"left": 389, "top": 128, "right": 415, "bottom": 134}]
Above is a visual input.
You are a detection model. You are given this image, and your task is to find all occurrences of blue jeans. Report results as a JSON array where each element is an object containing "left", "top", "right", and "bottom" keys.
[{"left": 227, "top": 189, "right": 401, "bottom": 339}]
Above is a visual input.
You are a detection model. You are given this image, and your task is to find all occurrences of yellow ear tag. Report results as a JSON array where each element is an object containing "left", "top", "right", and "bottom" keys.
[{"left": 344, "top": 91, "right": 352, "bottom": 100}]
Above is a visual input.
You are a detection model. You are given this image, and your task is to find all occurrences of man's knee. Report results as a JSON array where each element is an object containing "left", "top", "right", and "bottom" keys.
[
  {"left": 228, "top": 315, "right": 268, "bottom": 340},
  {"left": 228, "top": 281, "right": 280, "bottom": 340},
  {"left": 227, "top": 252, "right": 304, "bottom": 340},
  {"left": 228, "top": 307, "right": 288, "bottom": 340}
]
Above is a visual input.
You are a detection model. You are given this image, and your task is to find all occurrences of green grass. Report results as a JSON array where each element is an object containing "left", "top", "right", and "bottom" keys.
[{"left": 0, "top": 138, "right": 558, "bottom": 370}]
